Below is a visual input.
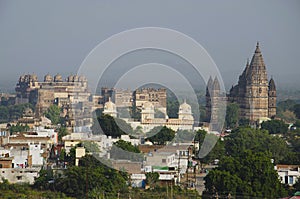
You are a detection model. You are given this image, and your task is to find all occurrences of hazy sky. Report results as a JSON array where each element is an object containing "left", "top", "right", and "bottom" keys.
[{"left": 0, "top": 0, "right": 299, "bottom": 92}]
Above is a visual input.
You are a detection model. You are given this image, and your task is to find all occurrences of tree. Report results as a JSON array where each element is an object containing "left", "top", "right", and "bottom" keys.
[
  {"left": 110, "top": 140, "right": 143, "bottom": 162},
  {"left": 225, "top": 127, "right": 290, "bottom": 164},
  {"left": 147, "top": 126, "right": 175, "bottom": 145},
  {"left": 9, "top": 123, "right": 29, "bottom": 133},
  {"left": 57, "top": 126, "right": 68, "bottom": 142},
  {"left": 52, "top": 155, "right": 128, "bottom": 198},
  {"left": 173, "top": 130, "right": 195, "bottom": 143},
  {"left": 203, "top": 151, "right": 287, "bottom": 198},
  {"left": 261, "top": 119, "right": 288, "bottom": 134},
  {"left": 145, "top": 172, "right": 159, "bottom": 189},
  {"left": 225, "top": 103, "right": 239, "bottom": 128},
  {"left": 45, "top": 105, "right": 61, "bottom": 125},
  {"left": 92, "top": 114, "right": 133, "bottom": 137},
  {"left": 167, "top": 99, "right": 179, "bottom": 118},
  {"left": 0, "top": 106, "right": 9, "bottom": 122}
]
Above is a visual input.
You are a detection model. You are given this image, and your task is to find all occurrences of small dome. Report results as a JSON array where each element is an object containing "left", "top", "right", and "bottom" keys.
[
  {"left": 31, "top": 73, "right": 38, "bottom": 82},
  {"left": 54, "top": 73, "right": 63, "bottom": 82},
  {"left": 179, "top": 100, "right": 191, "bottom": 112},
  {"left": 73, "top": 75, "right": 79, "bottom": 82},
  {"left": 104, "top": 97, "right": 116, "bottom": 111},
  {"left": 79, "top": 75, "right": 87, "bottom": 82},
  {"left": 67, "top": 75, "right": 74, "bottom": 82},
  {"left": 44, "top": 74, "right": 53, "bottom": 82}
]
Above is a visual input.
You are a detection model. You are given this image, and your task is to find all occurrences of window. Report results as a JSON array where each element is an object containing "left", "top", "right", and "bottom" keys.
[
  {"left": 17, "top": 176, "right": 22, "bottom": 180},
  {"left": 162, "top": 159, "right": 166, "bottom": 163},
  {"left": 289, "top": 176, "right": 293, "bottom": 184}
]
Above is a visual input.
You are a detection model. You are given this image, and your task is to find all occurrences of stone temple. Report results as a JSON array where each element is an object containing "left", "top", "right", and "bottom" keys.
[{"left": 206, "top": 42, "right": 276, "bottom": 124}]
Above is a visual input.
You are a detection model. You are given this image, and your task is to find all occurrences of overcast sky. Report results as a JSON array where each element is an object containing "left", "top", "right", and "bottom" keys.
[{"left": 0, "top": 0, "right": 299, "bottom": 92}]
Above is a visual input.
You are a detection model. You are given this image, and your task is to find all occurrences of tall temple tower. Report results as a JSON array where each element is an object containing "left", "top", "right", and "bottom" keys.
[
  {"left": 268, "top": 77, "right": 277, "bottom": 118},
  {"left": 223, "top": 42, "right": 276, "bottom": 123},
  {"left": 205, "top": 76, "right": 221, "bottom": 124},
  {"left": 244, "top": 42, "right": 269, "bottom": 121}
]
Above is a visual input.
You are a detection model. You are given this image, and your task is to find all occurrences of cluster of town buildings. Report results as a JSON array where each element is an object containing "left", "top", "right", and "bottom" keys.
[{"left": 0, "top": 43, "right": 299, "bottom": 189}]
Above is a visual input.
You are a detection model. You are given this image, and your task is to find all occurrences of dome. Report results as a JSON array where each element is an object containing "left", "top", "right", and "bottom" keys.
[
  {"left": 179, "top": 100, "right": 191, "bottom": 112},
  {"left": 44, "top": 74, "right": 53, "bottom": 82},
  {"left": 104, "top": 98, "right": 116, "bottom": 111},
  {"left": 103, "top": 97, "right": 117, "bottom": 117},
  {"left": 54, "top": 73, "right": 63, "bottom": 82},
  {"left": 31, "top": 73, "right": 38, "bottom": 82},
  {"left": 73, "top": 75, "right": 79, "bottom": 82},
  {"left": 67, "top": 75, "right": 74, "bottom": 82},
  {"left": 79, "top": 75, "right": 87, "bottom": 82}
]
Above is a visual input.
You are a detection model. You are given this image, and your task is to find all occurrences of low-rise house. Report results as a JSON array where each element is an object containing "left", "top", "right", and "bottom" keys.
[{"left": 275, "top": 164, "right": 300, "bottom": 186}]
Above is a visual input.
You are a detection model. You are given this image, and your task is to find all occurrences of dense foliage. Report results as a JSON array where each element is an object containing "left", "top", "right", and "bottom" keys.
[
  {"left": 34, "top": 155, "right": 128, "bottom": 199},
  {"left": 0, "top": 178, "right": 70, "bottom": 199},
  {"left": 203, "top": 151, "right": 287, "bottom": 198},
  {"left": 9, "top": 123, "right": 30, "bottom": 133},
  {"left": 0, "top": 103, "right": 34, "bottom": 122},
  {"left": 44, "top": 104, "right": 61, "bottom": 125},
  {"left": 225, "top": 103, "right": 239, "bottom": 128},
  {"left": 110, "top": 140, "right": 143, "bottom": 161},
  {"left": 225, "top": 127, "right": 289, "bottom": 163},
  {"left": 146, "top": 126, "right": 175, "bottom": 145},
  {"left": 92, "top": 114, "right": 133, "bottom": 137},
  {"left": 194, "top": 130, "right": 225, "bottom": 164},
  {"left": 261, "top": 119, "right": 289, "bottom": 134}
]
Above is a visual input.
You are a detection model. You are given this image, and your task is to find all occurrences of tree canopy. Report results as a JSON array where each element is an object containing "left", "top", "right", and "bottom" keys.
[
  {"left": 225, "top": 103, "right": 239, "bottom": 128},
  {"left": 45, "top": 105, "right": 61, "bottom": 125},
  {"left": 203, "top": 150, "right": 287, "bottom": 198},
  {"left": 261, "top": 119, "right": 288, "bottom": 134},
  {"left": 225, "top": 127, "right": 289, "bottom": 163},
  {"left": 110, "top": 140, "right": 143, "bottom": 161},
  {"left": 34, "top": 155, "right": 128, "bottom": 199},
  {"left": 146, "top": 126, "right": 175, "bottom": 145},
  {"left": 92, "top": 114, "right": 133, "bottom": 137}
]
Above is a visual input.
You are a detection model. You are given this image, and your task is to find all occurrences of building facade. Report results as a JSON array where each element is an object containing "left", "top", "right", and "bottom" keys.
[{"left": 15, "top": 74, "right": 92, "bottom": 128}]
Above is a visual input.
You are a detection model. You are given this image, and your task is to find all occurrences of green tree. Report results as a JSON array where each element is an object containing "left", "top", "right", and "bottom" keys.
[
  {"left": 225, "top": 103, "right": 239, "bottom": 128},
  {"left": 173, "top": 130, "right": 195, "bottom": 143},
  {"left": 57, "top": 126, "right": 68, "bottom": 142},
  {"left": 92, "top": 114, "right": 133, "bottom": 137},
  {"left": 225, "top": 127, "right": 290, "bottom": 164},
  {"left": 145, "top": 172, "right": 159, "bottom": 189},
  {"left": 203, "top": 151, "right": 287, "bottom": 198},
  {"left": 147, "top": 126, "right": 175, "bottom": 145},
  {"left": 9, "top": 123, "right": 30, "bottom": 133},
  {"left": 0, "top": 106, "right": 9, "bottom": 122},
  {"left": 167, "top": 99, "right": 179, "bottom": 118},
  {"left": 113, "top": 140, "right": 140, "bottom": 153},
  {"left": 110, "top": 140, "right": 143, "bottom": 161},
  {"left": 45, "top": 105, "right": 61, "bottom": 125},
  {"left": 53, "top": 155, "right": 128, "bottom": 198},
  {"left": 261, "top": 119, "right": 288, "bottom": 134}
]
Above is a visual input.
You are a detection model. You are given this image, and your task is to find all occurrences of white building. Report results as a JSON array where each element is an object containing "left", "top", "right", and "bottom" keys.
[
  {"left": 275, "top": 165, "right": 300, "bottom": 186},
  {"left": 104, "top": 100, "right": 194, "bottom": 132}
]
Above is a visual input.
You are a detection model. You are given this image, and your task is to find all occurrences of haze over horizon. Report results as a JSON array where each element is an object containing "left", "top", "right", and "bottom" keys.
[{"left": 0, "top": 0, "right": 299, "bottom": 93}]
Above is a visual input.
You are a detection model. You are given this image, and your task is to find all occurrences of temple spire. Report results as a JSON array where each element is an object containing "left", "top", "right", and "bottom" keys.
[{"left": 255, "top": 41, "right": 261, "bottom": 53}]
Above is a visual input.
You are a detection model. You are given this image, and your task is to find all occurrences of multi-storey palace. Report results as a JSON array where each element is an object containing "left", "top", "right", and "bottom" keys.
[
  {"left": 206, "top": 43, "right": 276, "bottom": 123},
  {"left": 15, "top": 74, "right": 93, "bottom": 128}
]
